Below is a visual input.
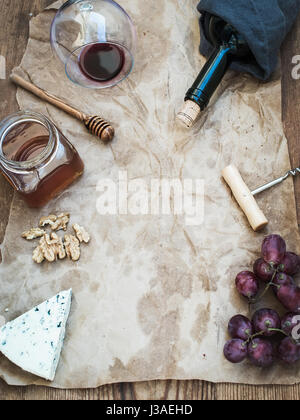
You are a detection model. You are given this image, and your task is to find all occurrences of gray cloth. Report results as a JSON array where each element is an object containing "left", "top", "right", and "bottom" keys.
[{"left": 197, "top": 0, "right": 300, "bottom": 80}]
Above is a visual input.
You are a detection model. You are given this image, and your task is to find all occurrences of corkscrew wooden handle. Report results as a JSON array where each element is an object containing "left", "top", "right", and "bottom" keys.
[
  {"left": 222, "top": 164, "right": 269, "bottom": 232},
  {"left": 10, "top": 73, "right": 115, "bottom": 143}
]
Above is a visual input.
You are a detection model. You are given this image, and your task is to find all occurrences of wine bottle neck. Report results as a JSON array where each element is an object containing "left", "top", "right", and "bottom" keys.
[{"left": 185, "top": 44, "right": 233, "bottom": 110}]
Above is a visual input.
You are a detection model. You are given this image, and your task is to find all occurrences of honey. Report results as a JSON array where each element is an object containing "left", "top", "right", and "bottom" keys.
[{"left": 0, "top": 111, "right": 84, "bottom": 207}]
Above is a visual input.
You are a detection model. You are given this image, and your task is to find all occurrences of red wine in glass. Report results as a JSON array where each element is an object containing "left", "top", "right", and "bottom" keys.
[{"left": 79, "top": 42, "right": 125, "bottom": 82}]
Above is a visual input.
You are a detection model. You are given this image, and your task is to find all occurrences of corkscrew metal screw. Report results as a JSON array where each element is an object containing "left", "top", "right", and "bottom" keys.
[
  {"left": 251, "top": 167, "right": 300, "bottom": 195},
  {"left": 222, "top": 165, "right": 300, "bottom": 232}
]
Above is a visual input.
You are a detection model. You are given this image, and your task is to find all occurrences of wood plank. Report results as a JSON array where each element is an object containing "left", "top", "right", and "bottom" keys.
[
  {"left": 0, "top": 1, "right": 300, "bottom": 400},
  {"left": 0, "top": 0, "right": 56, "bottom": 246},
  {"left": 281, "top": 13, "right": 300, "bottom": 225},
  {"left": 2, "top": 379, "right": 300, "bottom": 401}
]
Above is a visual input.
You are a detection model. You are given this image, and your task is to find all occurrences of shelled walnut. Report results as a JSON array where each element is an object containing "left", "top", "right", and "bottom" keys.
[
  {"left": 64, "top": 234, "right": 80, "bottom": 261},
  {"left": 51, "top": 213, "right": 70, "bottom": 232},
  {"left": 73, "top": 224, "right": 90, "bottom": 244},
  {"left": 33, "top": 233, "right": 66, "bottom": 264},
  {"left": 23, "top": 213, "right": 90, "bottom": 264},
  {"left": 51, "top": 233, "right": 66, "bottom": 260},
  {"left": 39, "top": 213, "right": 70, "bottom": 231},
  {"left": 39, "top": 214, "right": 57, "bottom": 228},
  {"left": 22, "top": 228, "right": 45, "bottom": 240},
  {"left": 32, "top": 245, "right": 45, "bottom": 264}
]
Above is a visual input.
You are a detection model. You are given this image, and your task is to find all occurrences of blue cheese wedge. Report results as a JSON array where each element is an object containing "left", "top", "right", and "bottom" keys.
[{"left": 0, "top": 289, "right": 72, "bottom": 381}]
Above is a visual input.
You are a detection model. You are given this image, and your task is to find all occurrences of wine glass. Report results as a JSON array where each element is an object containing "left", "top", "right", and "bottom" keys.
[{"left": 50, "top": 0, "right": 137, "bottom": 89}]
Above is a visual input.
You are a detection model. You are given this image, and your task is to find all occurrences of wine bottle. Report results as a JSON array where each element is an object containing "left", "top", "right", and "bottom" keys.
[{"left": 177, "top": 15, "right": 250, "bottom": 128}]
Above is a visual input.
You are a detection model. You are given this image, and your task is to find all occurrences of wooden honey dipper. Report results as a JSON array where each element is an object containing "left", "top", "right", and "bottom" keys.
[
  {"left": 222, "top": 164, "right": 300, "bottom": 232},
  {"left": 10, "top": 74, "right": 115, "bottom": 143}
]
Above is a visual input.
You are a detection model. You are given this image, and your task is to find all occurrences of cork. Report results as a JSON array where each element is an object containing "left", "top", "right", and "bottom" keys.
[{"left": 176, "top": 100, "right": 201, "bottom": 128}]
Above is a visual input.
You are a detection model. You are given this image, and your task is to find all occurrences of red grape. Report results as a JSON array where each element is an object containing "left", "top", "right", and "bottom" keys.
[
  {"left": 279, "top": 252, "right": 300, "bottom": 276},
  {"left": 223, "top": 339, "right": 248, "bottom": 363},
  {"left": 235, "top": 271, "right": 259, "bottom": 300},
  {"left": 253, "top": 258, "right": 274, "bottom": 283},
  {"left": 247, "top": 338, "right": 274, "bottom": 367},
  {"left": 262, "top": 234, "right": 286, "bottom": 266},
  {"left": 277, "top": 283, "right": 300, "bottom": 313},
  {"left": 228, "top": 315, "right": 253, "bottom": 340},
  {"left": 224, "top": 234, "right": 300, "bottom": 368},
  {"left": 281, "top": 312, "right": 300, "bottom": 336},
  {"left": 252, "top": 308, "right": 280, "bottom": 336},
  {"left": 273, "top": 272, "right": 294, "bottom": 295},
  {"left": 278, "top": 337, "right": 300, "bottom": 364}
]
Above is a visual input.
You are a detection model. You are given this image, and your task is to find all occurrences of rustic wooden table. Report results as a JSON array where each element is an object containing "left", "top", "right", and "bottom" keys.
[{"left": 0, "top": 0, "right": 300, "bottom": 400}]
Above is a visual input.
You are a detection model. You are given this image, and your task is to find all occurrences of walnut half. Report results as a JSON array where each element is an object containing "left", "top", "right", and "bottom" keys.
[
  {"left": 32, "top": 233, "right": 66, "bottom": 264},
  {"left": 73, "top": 224, "right": 90, "bottom": 244},
  {"left": 64, "top": 234, "right": 80, "bottom": 262},
  {"left": 32, "top": 245, "right": 45, "bottom": 264},
  {"left": 39, "top": 214, "right": 57, "bottom": 228},
  {"left": 50, "top": 233, "right": 66, "bottom": 260},
  {"left": 22, "top": 228, "right": 45, "bottom": 241},
  {"left": 51, "top": 213, "right": 70, "bottom": 232},
  {"left": 38, "top": 213, "right": 70, "bottom": 232}
]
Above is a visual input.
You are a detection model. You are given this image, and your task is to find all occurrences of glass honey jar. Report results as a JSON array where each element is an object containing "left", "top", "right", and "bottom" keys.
[{"left": 0, "top": 111, "right": 84, "bottom": 207}]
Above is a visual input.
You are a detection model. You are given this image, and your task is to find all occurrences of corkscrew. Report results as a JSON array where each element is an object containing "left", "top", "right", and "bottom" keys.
[
  {"left": 251, "top": 168, "right": 300, "bottom": 195},
  {"left": 222, "top": 165, "right": 300, "bottom": 232},
  {"left": 10, "top": 74, "right": 115, "bottom": 143}
]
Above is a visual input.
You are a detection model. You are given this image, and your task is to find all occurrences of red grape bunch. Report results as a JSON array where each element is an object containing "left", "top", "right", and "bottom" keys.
[{"left": 224, "top": 234, "right": 300, "bottom": 367}]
